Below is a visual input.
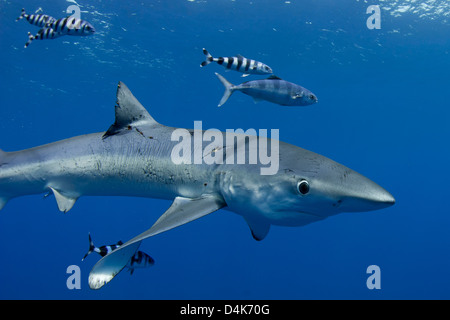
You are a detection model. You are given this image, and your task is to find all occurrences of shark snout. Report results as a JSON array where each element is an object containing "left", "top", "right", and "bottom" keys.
[
  {"left": 339, "top": 187, "right": 395, "bottom": 212},
  {"left": 336, "top": 170, "right": 395, "bottom": 212}
]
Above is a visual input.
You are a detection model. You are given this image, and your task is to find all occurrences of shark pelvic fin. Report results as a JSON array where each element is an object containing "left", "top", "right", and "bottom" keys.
[
  {"left": 103, "top": 82, "right": 159, "bottom": 139},
  {"left": 245, "top": 217, "right": 270, "bottom": 241},
  {"left": 88, "top": 194, "right": 226, "bottom": 289},
  {"left": 50, "top": 187, "right": 77, "bottom": 213}
]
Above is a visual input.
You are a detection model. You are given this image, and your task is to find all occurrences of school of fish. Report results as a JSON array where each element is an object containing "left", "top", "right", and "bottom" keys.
[{"left": 16, "top": 8, "right": 95, "bottom": 48}]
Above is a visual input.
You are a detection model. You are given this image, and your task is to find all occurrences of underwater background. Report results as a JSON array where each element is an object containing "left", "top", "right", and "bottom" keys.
[{"left": 0, "top": 0, "right": 449, "bottom": 299}]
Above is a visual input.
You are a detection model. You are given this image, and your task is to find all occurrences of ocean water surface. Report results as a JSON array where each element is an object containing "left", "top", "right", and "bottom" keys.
[{"left": 0, "top": 0, "right": 449, "bottom": 299}]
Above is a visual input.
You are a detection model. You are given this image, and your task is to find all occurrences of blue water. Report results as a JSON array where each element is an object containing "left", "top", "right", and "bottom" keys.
[{"left": 0, "top": 0, "right": 449, "bottom": 300}]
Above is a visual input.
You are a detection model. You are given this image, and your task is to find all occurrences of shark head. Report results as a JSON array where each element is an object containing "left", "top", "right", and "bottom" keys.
[
  {"left": 299, "top": 158, "right": 395, "bottom": 215},
  {"left": 221, "top": 140, "right": 395, "bottom": 234}
]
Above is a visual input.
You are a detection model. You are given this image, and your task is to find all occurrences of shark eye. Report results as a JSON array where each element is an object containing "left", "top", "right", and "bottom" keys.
[
  {"left": 309, "top": 95, "right": 315, "bottom": 100},
  {"left": 297, "top": 180, "right": 310, "bottom": 195}
]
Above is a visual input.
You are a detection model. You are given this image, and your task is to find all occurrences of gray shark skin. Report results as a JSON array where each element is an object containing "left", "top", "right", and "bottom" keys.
[{"left": 0, "top": 82, "right": 394, "bottom": 289}]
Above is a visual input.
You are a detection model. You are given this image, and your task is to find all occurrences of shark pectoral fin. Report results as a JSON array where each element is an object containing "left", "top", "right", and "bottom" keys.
[
  {"left": 245, "top": 217, "right": 270, "bottom": 241},
  {"left": 88, "top": 194, "right": 226, "bottom": 289},
  {"left": 49, "top": 187, "right": 77, "bottom": 213},
  {"left": 88, "top": 240, "right": 141, "bottom": 290},
  {"left": 135, "top": 195, "right": 226, "bottom": 240},
  {"left": 103, "top": 82, "right": 159, "bottom": 139}
]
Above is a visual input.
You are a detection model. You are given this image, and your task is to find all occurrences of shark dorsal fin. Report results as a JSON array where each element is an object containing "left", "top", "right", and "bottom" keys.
[
  {"left": 267, "top": 75, "right": 282, "bottom": 80},
  {"left": 103, "top": 82, "right": 158, "bottom": 139}
]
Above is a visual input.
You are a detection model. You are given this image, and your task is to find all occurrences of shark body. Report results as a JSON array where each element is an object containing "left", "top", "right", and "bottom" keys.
[{"left": 0, "top": 82, "right": 395, "bottom": 289}]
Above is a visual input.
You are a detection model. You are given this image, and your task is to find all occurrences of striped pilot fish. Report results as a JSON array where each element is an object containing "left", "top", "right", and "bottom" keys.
[
  {"left": 17, "top": 8, "right": 95, "bottom": 48},
  {"left": 215, "top": 73, "right": 318, "bottom": 107},
  {"left": 200, "top": 48, "right": 273, "bottom": 77},
  {"left": 24, "top": 28, "right": 63, "bottom": 48},
  {"left": 44, "top": 16, "right": 96, "bottom": 36},
  {"left": 82, "top": 234, "right": 155, "bottom": 275},
  {"left": 16, "top": 8, "right": 56, "bottom": 27}
]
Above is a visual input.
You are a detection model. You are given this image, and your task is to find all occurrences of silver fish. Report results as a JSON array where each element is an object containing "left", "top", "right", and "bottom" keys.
[{"left": 215, "top": 73, "right": 318, "bottom": 107}]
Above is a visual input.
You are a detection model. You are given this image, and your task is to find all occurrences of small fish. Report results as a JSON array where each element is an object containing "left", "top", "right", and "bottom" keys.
[
  {"left": 17, "top": 8, "right": 95, "bottom": 48},
  {"left": 215, "top": 73, "right": 318, "bottom": 107},
  {"left": 127, "top": 250, "right": 155, "bottom": 275},
  {"left": 201, "top": 48, "right": 273, "bottom": 77},
  {"left": 82, "top": 233, "right": 154, "bottom": 275},
  {"left": 82, "top": 233, "right": 124, "bottom": 260},
  {"left": 25, "top": 28, "right": 63, "bottom": 48},
  {"left": 44, "top": 16, "right": 95, "bottom": 36},
  {"left": 16, "top": 8, "right": 56, "bottom": 28}
]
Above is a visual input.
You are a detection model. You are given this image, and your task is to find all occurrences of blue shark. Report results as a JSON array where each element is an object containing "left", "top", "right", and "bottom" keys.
[{"left": 0, "top": 82, "right": 394, "bottom": 289}]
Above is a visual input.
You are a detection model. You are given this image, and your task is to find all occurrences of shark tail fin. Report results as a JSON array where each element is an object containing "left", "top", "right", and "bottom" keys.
[
  {"left": 200, "top": 48, "right": 214, "bottom": 67},
  {"left": 82, "top": 233, "right": 96, "bottom": 261},
  {"left": 16, "top": 8, "right": 26, "bottom": 22},
  {"left": 0, "top": 149, "right": 9, "bottom": 211},
  {"left": 215, "top": 73, "right": 235, "bottom": 107}
]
